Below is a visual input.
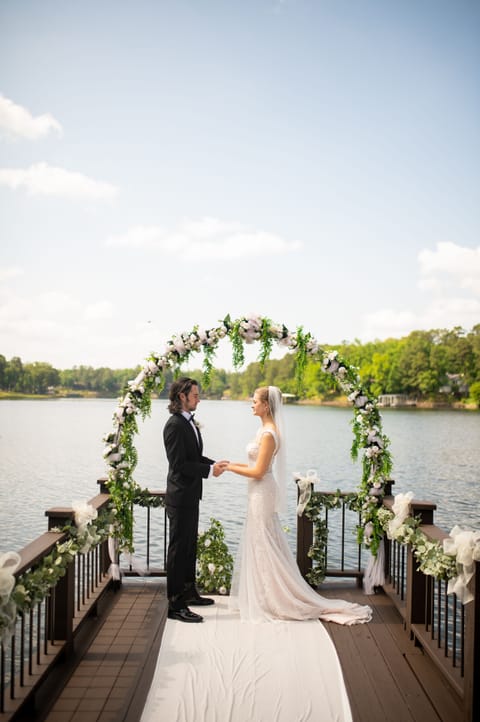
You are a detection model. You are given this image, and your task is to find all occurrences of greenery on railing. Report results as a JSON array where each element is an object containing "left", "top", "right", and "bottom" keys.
[
  {"left": 302, "top": 490, "right": 468, "bottom": 588},
  {"left": 376, "top": 505, "right": 458, "bottom": 580},
  {"left": 303, "top": 491, "right": 360, "bottom": 586},
  {"left": 0, "top": 506, "right": 113, "bottom": 645}
]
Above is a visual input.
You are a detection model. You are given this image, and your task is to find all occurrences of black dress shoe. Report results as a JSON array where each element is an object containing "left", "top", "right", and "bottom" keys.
[
  {"left": 184, "top": 595, "right": 215, "bottom": 606},
  {"left": 167, "top": 607, "right": 203, "bottom": 623}
]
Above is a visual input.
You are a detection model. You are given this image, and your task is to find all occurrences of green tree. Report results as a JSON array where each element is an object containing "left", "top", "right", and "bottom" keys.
[
  {"left": 5, "top": 356, "right": 24, "bottom": 391},
  {"left": 24, "top": 362, "right": 60, "bottom": 394},
  {"left": 469, "top": 381, "right": 480, "bottom": 408}
]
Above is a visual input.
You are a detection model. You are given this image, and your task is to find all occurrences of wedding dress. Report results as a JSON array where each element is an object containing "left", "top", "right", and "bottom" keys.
[
  {"left": 140, "top": 424, "right": 361, "bottom": 721},
  {"left": 229, "top": 428, "right": 372, "bottom": 625}
]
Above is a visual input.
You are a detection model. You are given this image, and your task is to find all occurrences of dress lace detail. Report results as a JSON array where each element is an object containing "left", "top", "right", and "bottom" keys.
[{"left": 229, "top": 428, "right": 372, "bottom": 625}]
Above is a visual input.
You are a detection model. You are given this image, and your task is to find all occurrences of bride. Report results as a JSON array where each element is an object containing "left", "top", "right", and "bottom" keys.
[{"left": 226, "top": 386, "right": 372, "bottom": 625}]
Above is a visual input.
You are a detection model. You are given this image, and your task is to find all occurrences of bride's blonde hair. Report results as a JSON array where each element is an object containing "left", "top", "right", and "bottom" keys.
[{"left": 255, "top": 386, "right": 271, "bottom": 413}]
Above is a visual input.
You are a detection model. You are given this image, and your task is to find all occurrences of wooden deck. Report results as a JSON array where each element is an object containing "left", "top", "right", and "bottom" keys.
[{"left": 32, "top": 578, "right": 463, "bottom": 722}]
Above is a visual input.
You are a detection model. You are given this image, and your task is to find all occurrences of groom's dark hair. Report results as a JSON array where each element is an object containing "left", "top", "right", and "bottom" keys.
[{"left": 168, "top": 377, "right": 198, "bottom": 414}]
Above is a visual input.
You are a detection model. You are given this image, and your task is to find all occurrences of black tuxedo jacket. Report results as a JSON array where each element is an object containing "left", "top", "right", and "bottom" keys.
[{"left": 163, "top": 413, "right": 214, "bottom": 508}]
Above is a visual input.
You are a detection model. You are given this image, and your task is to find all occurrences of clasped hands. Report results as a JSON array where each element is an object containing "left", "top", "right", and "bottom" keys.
[{"left": 213, "top": 460, "right": 229, "bottom": 477}]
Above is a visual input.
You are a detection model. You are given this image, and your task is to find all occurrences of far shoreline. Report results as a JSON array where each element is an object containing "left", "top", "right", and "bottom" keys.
[{"left": 0, "top": 390, "right": 477, "bottom": 410}]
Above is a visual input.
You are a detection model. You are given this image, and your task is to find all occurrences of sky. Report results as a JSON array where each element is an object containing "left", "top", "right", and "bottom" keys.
[{"left": 1, "top": 0, "right": 479, "bottom": 371}]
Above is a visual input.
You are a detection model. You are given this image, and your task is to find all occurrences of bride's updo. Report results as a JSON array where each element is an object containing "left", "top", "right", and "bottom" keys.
[{"left": 255, "top": 386, "right": 282, "bottom": 417}]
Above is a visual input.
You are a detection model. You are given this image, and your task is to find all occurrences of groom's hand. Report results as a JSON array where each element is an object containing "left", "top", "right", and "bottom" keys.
[{"left": 213, "top": 460, "right": 229, "bottom": 476}]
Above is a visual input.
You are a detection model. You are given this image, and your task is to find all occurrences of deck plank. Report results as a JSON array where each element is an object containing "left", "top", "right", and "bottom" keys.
[
  {"left": 35, "top": 580, "right": 463, "bottom": 722},
  {"left": 320, "top": 585, "right": 450, "bottom": 722}
]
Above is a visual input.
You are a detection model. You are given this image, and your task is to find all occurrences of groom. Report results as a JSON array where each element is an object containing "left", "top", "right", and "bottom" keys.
[{"left": 163, "top": 377, "right": 228, "bottom": 623}]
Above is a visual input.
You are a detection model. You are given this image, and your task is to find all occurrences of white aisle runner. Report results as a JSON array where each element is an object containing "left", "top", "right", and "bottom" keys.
[{"left": 140, "top": 597, "right": 352, "bottom": 722}]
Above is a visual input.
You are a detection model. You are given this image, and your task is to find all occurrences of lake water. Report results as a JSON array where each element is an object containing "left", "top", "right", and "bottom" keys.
[{"left": 1, "top": 399, "right": 479, "bottom": 556}]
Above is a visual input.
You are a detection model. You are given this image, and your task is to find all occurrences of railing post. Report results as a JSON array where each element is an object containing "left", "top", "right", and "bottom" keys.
[
  {"left": 405, "top": 501, "right": 436, "bottom": 636},
  {"left": 296, "top": 482, "right": 313, "bottom": 579},
  {"left": 464, "top": 561, "right": 480, "bottom": 722},
  {"left": 45, "top": 509, "right": 75, "bottom": 644}
]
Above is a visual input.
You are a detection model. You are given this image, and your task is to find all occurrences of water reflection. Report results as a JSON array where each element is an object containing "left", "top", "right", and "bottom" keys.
[{"left": 1, "top": 399, "right": 479, "bottom": 554}]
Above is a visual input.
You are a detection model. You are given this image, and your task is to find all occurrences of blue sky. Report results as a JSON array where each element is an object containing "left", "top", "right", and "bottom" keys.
[{"left": 1, "top": 0, "right": 479, "bottom": 370}]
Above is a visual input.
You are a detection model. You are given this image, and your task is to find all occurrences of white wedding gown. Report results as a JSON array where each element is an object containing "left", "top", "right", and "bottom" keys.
[
  {"left": 140, "top": 428, "right": 368, "bottom": 721},
  {"left": 229, "top": 428, "right": 372, "bottom": 625}
]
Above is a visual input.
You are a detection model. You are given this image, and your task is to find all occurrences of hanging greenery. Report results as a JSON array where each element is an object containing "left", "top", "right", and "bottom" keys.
[
  {"left": 102, "top": 313, "right": 393, "bottom": 559},
  {"left": 303, "top": 491, "right": 360, "bottom": 586}
]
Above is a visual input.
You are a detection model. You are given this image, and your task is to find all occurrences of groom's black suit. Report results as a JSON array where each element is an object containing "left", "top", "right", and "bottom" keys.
[{"left": 164, "top": 412, "right": 214, "bottom": 608}]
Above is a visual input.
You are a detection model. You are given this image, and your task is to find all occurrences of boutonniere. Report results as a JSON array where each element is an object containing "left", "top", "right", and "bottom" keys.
[{"left": 193, "top": 419, "right": 202, "bottom": 430}]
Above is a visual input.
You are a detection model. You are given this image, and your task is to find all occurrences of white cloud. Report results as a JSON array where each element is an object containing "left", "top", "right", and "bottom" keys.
[
  {"left": 418, "top": 242, "right": 480, "bottom": 295},
  {"left": 0, "top": 289, "right": 127, "bottom": 364},
  {"left": 363, "top": 297, "right": 480, "bottom": 339},
  {"left": 0, "top": 162, "right": 118, "bottom": 200},
  {"left": 363, "top": 242, "right": 480, "bottom": 339},
  {"left": 0, "top": 94, "right": 63, "bottom": 140},
  {"left": 0, "top": 266, "right": 23, "bottom": 282},
  {"left": 83, "top": 301, "right": 114, "bottom": 320},
  {"left": 0, "top": 287, "right": 164, "bottom": 367},
  {"left": 106, "top": 216, "right": 302, "bottom": 259}
]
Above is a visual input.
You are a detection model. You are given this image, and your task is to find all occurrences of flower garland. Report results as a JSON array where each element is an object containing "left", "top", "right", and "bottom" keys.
[
  {"left": 297, "top": 483, "right": 360, "bottom": 587},
  {"left": 196, "top": 518, "right": 234, "bottom": 594},
  {"left": 0, "top": 505, "right": 113, "bottom": 644},
  {"left": 103, "top": 314, "right": 393, "bottom": 557},
  {"left": 377, "top": 501, "right": 461, "bottom": 582},
  {"left": 295, "top": 478, "right": 479, "bottom": 600}
]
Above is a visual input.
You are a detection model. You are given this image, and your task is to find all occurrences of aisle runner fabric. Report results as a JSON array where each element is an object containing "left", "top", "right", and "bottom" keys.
[{"left": 140, "top": 596, "right": 352, "bottom": 722}]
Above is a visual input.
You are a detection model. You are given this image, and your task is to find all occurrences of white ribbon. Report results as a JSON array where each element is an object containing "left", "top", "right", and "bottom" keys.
[
  {"left": 444, "top": 525, "right": 480, "bottom": 604},
  {"left": 0, "top": 551, "right": 22, "bottom": 645},
  {"left": 363, "top": 541, "right": 386, "bottom": 595},
  {"left": 108, "top": 531, "right": 121, "bottom": 581},
  {"left": 107, "top": 529, "right": 147, "bottom": 580},
  {"left": 294, "top": 469, "right": 320, "bottom": 516},
  {"left": 0, "top": 551, "right": 21, "bottom": 599},
  {"left": 387, "top": 491, "right": 414, "bottom": 539},
  {"left": 72, "top": 500, "right": 98, "bottom": 533}
]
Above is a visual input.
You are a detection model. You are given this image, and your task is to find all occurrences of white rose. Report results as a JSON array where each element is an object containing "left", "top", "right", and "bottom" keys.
[
  {"left": 173, "top": 337, "right": 186, "bottom": 354},
  {"left": 208, "top": 563, "right": 216, "bottom": 574},
  {"left": 204, "top": 539, "right": 211, "bottom": 547},
  {"left": 146, "top": 360, "right": 159, "bottom": 374},
  {"left": 72, "top": 501, "right": 98, "bottom": 530},
  {"left": 219, "top": 586, "right": 227, "bottom": 595}
]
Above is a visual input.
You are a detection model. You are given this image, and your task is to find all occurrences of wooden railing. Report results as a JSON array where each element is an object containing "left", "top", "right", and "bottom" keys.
[
  {"left": 296, "top": 487, "right": 480, "bottom": 722},
  {"left": 97, "top": 479, "right": 168, "bottom": 576},
  {"left": 2, "top": 481, "right": 478, "bottom": 721},
  {"left": 0, "top": 492, "right": 113, "bottom": 721}
]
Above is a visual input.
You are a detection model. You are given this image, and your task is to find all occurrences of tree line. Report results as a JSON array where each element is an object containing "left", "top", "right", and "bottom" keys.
[{"left": 1, "top": 325, "right": 480, "bottom": 405}]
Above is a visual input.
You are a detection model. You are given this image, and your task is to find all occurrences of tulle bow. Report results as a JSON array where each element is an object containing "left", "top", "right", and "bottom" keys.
[
  {"left": 294, "top": 469, "right": 320, "bottom": 516},
  {"left": 387, "top": 491, "right": 415, "bottom": 539},
  {"left": 444, "top": 525, "right": 480, "bottom": 604},
  {"left": 0, "top": 551, "right": 21, "bottom": 599}
]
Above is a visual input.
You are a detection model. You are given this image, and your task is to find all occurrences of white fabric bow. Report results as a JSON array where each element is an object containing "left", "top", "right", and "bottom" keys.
[
  {"left": 444, "top": 525, "right": 480, "bottom": 604},
  {"left": 0, "top": 551, "right": 21, "bottom": 599},
  {"left": 294, "top": 469, "right": 320, "bottom": 516},
  {"left": 72, "top": 500, "right": 98, "bottom": 533},
  {"left": 387, "top": 491, "right": 414, "bottom": 539}
]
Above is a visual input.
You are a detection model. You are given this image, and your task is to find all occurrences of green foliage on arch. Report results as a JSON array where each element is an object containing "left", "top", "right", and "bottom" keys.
[{"left": 103, "top": 314, "right": 393, "bottom": 555}]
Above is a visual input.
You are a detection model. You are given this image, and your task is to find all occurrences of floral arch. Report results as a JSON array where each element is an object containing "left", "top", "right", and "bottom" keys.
[{"left": 103, "top": 313, "right": 393, "bottom": 557}]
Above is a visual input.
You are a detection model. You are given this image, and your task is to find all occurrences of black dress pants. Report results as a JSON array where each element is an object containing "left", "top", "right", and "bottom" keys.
[{"left": 166, "top": 503, "right": 199, "bottom": 607}]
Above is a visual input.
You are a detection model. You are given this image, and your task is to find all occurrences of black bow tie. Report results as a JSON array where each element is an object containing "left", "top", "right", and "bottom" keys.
[{"left": 189, "top": 413, "right": 195, "bottom": 421}]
